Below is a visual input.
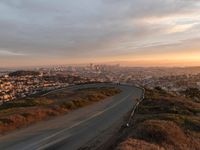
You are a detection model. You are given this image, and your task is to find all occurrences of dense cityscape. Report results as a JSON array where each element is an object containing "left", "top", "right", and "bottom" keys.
[
  {"left": 1, "top": 64, "right": 200, "bottom": 104},
  {"left": 0, "top": 69, "right": 88, "bottom": 103}
]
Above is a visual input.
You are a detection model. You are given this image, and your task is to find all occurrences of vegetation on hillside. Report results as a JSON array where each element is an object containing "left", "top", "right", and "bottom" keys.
[
  {"left": 182, "top": 88, "right": 200, "bottom": 103},
  {"left": 107, "top": 88, "right": 200, "bottom": 150},
  {"left": 0, "top": 87, "right": 121, "bottom": 134}
]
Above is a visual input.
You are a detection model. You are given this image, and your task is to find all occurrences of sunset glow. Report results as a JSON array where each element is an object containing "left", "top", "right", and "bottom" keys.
[{"left": 0, "top": 0, "right": 200, "bottom": 67}]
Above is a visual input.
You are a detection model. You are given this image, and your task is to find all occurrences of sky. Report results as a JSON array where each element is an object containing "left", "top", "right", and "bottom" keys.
[{"left": 0, "top": 0, "right": 200, "bottom": 67}]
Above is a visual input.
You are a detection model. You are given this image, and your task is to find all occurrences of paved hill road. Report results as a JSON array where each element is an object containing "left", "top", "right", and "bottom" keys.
[{"left": 0, "top": 83, "right": 143, "bottom": 150}]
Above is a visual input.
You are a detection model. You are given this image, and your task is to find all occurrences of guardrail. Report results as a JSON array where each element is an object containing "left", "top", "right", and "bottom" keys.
[{"left": 126, "top": 86, "right": 145, "bottom": 127}]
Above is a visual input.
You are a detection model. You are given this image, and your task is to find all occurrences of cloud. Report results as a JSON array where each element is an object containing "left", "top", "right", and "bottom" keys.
[
  {"left": 166, "top": 24, "right": 194, "bottom": 33},
  {"left": 0, "top": 0, "right": 200, "bottom": 66},
  {"left": 0, "top": 49, "right": 25, "bottom": 56}
]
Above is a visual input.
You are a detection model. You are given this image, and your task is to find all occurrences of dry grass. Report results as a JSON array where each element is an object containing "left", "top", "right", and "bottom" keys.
[
  {"left": 133, "top": 120, "right": 200, "bottom": 150},
  {"left": 117, "top": 138, "right": 165, "bottom": 150},
  {"left": 0, "top": 108, "right": 64, "bottom": 133},
  {"left": 0, "top": 87, "right": 121, "bottom": 134},
  {"left": 113, "top": 89, "right": 200, "bottom": 150}
]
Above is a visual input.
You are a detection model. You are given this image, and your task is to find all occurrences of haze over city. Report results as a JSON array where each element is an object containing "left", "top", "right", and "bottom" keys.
[{"left": 0, "top": 0, "right": 200, "bottom": 67}]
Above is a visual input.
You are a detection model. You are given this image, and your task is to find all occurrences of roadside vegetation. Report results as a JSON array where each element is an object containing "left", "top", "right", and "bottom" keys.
[
  {"left": 107, "top": 88, "right": 200, "bottom": 150},
  {"left": 0, "top": 87, "right": 121, "bottom": 134}
]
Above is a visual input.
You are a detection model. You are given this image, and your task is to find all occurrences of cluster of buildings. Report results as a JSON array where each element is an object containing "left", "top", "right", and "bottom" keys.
[
  {"left": 68, "top": 65, "right": 200, "bottom": 94},
  {"left": 142, "top": 74, "right": 200, "bottom": 93},
  {"left": 0, "top": 71, "right": 89, "bottom": 104},
  {"left": 1, "top": 65, "right": 200, "bottom": 104},
  {"left": 48, "top": 65, "right": 200, "bottom": 94},
  {"left": 73, "top": 65, "right": 200, "bottom": 94}
]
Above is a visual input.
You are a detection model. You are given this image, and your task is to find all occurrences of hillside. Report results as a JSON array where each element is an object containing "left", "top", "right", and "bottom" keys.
[
  {"left": 0, "top": 87, "right": 121, "bottom": 134},
  {"left": 104, "top": 88, "right": 200, "bottom": 150}
]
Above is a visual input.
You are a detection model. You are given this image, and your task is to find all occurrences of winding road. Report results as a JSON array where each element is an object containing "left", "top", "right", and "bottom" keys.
[{"left": 0, "top": 83, "right": 143, "bottom": 150}]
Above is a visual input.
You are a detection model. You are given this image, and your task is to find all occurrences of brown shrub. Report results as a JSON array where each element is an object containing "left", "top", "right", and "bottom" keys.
[
  {"left": 117, "top": 138, "right": 165, "bottom": 150},
  {"left": 113, "top": 89, "right": 200, "bottom": 150},
  {"left": 0, "top": 108, "right": 64, "bottom": 134},
  {"left": 133, "top": 120, "right": 200, "bottom": 150},
  {"left": 138, "top": 97, "right": 200, "bottom": 115}
]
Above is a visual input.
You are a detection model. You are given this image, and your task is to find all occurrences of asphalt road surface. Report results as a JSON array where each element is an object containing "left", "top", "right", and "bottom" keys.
[{"left": 0, "top": 83, "right": 143, "bottom": 150}]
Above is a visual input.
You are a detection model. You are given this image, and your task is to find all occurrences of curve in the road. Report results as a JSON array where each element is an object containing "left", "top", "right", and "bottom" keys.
[{"left": 0, "top": 83, "right": 143, "bottom": 150}]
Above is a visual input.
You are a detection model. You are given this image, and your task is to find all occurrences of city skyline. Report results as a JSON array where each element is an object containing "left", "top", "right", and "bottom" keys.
[{"left": 0, "top": 0, "right": 200, "bottom": 67}]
